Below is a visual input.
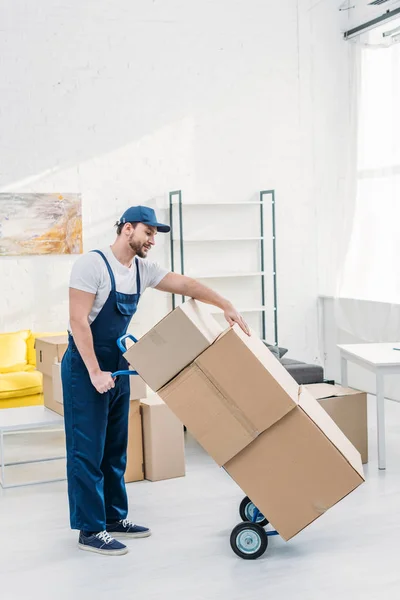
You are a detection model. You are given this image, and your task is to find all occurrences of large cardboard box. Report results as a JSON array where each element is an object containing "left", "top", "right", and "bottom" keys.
[
  {"left": 306, "top": 383, "right": 368, "bottom": 464},
  {"left": 36, "top": 336, "right": 68, "bottom": 377},
  {"left": 124, "top": 299, "right": 223, "bottom": 391},
  {"left": 43, "top": 373, "right": 64, "bottom": 416},
  {"left": 125, "top": 400, "right": 144, "bottom": 483},
  {"left": 158, "top": 325, "right": 365, "bottom": 541},
  {"left": 141, "top": 395, "right": 185, "bottom": 482},
  {"left": 224, "top": 387, "right": 363, "bottom": 541},
  {"left": 159, "top": 325, "right": 298, "bottom": 466}
]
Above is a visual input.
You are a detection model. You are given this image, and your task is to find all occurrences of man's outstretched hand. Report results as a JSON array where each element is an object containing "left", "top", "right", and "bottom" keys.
[{"left": 223, "top": 303, "right": 251, "bottom": 336}]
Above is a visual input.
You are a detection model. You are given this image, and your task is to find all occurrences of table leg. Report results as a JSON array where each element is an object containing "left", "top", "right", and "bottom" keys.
[
  {"left": 376, "top": 371, "right": 386, "bottom": 470},
  {"left": 341, "top": 356, "right": 348, "bottom": 387},
  {"left": 0, "top": 430, "right": 6, "bottom": 488}
]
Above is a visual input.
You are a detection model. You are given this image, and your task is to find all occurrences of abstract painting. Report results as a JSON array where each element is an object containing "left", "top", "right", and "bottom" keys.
[{"left": 0, "top": 193, "right": 83, "bottom": 256}]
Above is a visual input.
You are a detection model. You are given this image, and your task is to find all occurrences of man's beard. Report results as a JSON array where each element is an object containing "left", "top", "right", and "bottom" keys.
[{"left": 129, "top": 238, "right": 148, "bottom": 259}]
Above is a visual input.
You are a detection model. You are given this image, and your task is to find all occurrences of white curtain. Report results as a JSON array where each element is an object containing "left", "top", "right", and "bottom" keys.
[{"left": 339, "top": 41, "right": 400, "bottom": 303}]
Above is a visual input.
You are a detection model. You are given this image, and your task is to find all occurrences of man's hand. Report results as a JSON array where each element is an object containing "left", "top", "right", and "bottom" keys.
[
  {"left": 223, "top": 303, "right": 251, "bottom": 336},
  {"left": 90, "top": 370, "right": 116, "bottom": 394}
]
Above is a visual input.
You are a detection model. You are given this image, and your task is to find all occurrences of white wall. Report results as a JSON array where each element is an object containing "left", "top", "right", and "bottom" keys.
[{"left": 0, "top": 0, "right": 356, "bottom": 364}]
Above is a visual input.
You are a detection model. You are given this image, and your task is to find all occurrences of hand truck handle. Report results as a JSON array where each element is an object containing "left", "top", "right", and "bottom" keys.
[
  {"left": 111, "top": 369, "right": 138, "bottom": 378},
  {"left": 116, "top": 333, "right": 138, "bottom": 352}
]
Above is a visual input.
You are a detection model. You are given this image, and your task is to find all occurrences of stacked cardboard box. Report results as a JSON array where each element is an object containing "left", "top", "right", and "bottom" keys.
[
  {"left": 124, "top": 299, "right": 365, "bottom": 541},
  {"left": 306, "top": 383, "right": 368, "bottom": 464},
  {"left": 35, "top": 336, "right": 68, "bottom": 416},
  {"left": 141, "top": 394, "right": 185, "bottom": 482}
]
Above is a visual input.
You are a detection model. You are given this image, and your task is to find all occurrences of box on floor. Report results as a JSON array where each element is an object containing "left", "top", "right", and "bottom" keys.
[
  {"left": 306, "top": 383, "right": 368, "bottom": 464},
  {"left": 141, "top": 394, "right": 185, "bottom": 482},
  {"left": 125, "top": 400, "right": 144, "bottom": 483},
  {"left": 36, "top": 336, "right": 68, "bottom": 416},
  {"left": 35, "top": 336, "right": 68, "bottom": 416},
  {"left": 35, "top": 336, "right": 68, "bottom": 378},
  {"left": 124, "top": 301, "right": 365, "bottom": 541}
]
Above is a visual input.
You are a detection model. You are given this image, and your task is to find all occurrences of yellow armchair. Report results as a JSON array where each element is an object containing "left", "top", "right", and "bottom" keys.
[{"left": 0, "top": 330, "right": 65, "bottom": 409}]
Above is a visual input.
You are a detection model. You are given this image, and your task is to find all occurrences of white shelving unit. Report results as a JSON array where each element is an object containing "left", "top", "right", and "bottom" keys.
[{"left": 168, "top": 190, "right": 279, "bottom": 345}]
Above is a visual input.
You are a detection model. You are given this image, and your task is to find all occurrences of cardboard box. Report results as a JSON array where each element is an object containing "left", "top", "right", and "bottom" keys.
[
  {"left": 52, "top": 362, "right": 63, "bottom": 405},
  {"left": 305, "top": 383, "right": 368, "bottom": 464},
  {"left": 159, "top": 326, "right": 299, "bottom": 466},
  {"left": 225, "top": 387, "right": 363, "bottom": 541},
  {"left": 35, "top": 336, "right": 68, "bottom": 377},
  {"left": 125, "top": 400, "right": 144, "bottom": 483},
  {"left": 43, "top": 373, "right": 64, "bottom": 416},
  {"left": 158, "top": 325, "right": 364, "bottom": 541},
  {"left": 129, "top": 373, "right": 147, "bottom": 400},
  {"left": 123, "top": 299, "right": 223, "bottom": 391},
  {"left": 141, "top": 394, "right": 185, "bottom": 482}
]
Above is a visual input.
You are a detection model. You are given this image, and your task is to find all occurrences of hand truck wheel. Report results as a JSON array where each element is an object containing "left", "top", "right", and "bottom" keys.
[
  {"left": 239, "top": 496, "right": 269, "bottom": 527},
  {"left": 230, "top": 522, "right": 268, "bottom": 560}
]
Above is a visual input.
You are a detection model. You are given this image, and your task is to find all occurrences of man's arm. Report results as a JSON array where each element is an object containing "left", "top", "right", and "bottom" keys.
[
  {"left": 155, "top": 273, "right": 250, "bottom": 335},
  {"left": 69, "top": 288, "right": 115, "bottom": 393}
]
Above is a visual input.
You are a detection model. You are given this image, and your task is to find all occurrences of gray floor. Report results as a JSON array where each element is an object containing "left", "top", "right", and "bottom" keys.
[{"left": 1, "top": 396, "right": 399, "bottom": 600}]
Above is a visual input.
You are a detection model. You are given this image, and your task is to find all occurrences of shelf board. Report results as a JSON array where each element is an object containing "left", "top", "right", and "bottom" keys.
[
  {"left": 172, "top": 237, "right": 264, "bottom": 243},
  {"left": 210, "top": 306, "right": 268, "bottom": 314},
  {"left": 185, "top": 271, "right": 266, "bottom": 279},
  {"left": 170, "top": 201, "right": 263, "bottom": 206}
]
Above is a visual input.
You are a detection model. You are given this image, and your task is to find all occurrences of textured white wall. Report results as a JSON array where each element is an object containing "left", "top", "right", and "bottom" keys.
[{"left": 0, "top": 0, "right": 356, "bottom": 363}]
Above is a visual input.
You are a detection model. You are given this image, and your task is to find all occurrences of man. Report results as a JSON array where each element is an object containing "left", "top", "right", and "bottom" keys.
[{"left": 61, "top": 205, "right": 250, "bottom": 556}]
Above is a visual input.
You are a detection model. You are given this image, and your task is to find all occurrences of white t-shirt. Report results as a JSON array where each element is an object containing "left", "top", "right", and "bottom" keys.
[{"left": 69, "top": 246, "right": 168, "bottom": 325}]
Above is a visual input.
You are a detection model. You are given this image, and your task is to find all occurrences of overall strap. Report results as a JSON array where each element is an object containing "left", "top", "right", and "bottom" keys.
[
  {"left": 91, "top": 250, "right": 116, "bottom": 292},
  {"left": 135, "top": 257, "right": 141, "bottom": 296}
]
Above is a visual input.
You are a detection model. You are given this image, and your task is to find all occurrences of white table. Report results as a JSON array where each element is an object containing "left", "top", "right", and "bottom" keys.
[
  {"left": 338, "top": 343, "right": 400, "bottom": 470},
  {"left": 0, "top": 406, "right": 65, "bottom": 488}
]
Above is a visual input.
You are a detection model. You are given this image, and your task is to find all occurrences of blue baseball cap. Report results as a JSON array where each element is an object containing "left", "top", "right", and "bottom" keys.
[{"left": 118, "top": 206, "right": 170, "bottom": 233}]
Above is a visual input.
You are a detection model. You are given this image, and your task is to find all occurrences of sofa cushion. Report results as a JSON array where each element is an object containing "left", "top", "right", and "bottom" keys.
[
  {"left": 0, "top": 370, "right": 43, "bottom": 399},
  {"left": 264, "top": 342, "right": 289, "bottom": 359},
  {"left": 281, "top": 359, "right": 324, "bottom": 385},
  {"left": 27, "top": 331, "right": 66, "bottom": 366},
  {"left": 0, "top": 330, "right": 30, "bottom": 373},
  {"left": 0, "top": 393, "right": 43, "bottom": 409}
]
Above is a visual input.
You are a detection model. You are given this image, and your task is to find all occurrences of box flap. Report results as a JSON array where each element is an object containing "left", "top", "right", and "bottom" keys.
[
  {"left": 306, "top": 383, "right": 365, "bottom": 401},
  {"left": 299, "top": 387, "right": 364, "bottom": 479}
]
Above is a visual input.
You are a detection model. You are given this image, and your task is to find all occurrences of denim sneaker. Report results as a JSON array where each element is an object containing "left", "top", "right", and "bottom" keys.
[
  {"left": 78, "top": 530, "right": 128, "bottom": 555},
  {"left": 106, "top": 518, "right": 151, "bottom": 538}
]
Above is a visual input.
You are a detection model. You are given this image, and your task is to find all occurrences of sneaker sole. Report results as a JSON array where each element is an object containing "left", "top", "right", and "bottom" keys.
[
  {"left": 111, "top": 530, "right": 152, "bottom": 539},
  {"left": 78, "top": 543, "right": 129, "bottom": 556}
]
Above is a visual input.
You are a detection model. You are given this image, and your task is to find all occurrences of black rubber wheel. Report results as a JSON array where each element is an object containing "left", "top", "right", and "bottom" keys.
[
  {"left": 230, "top": 522, "right": 268, "bottom": 560},
  {"left": 239, "top": 496, "right": 269, "bottom": 527}
]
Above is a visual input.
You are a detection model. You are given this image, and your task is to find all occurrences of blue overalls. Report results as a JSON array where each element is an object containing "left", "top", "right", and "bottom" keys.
[{"left": 61, "top": 250, "right": 141, "bottom": 532}]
